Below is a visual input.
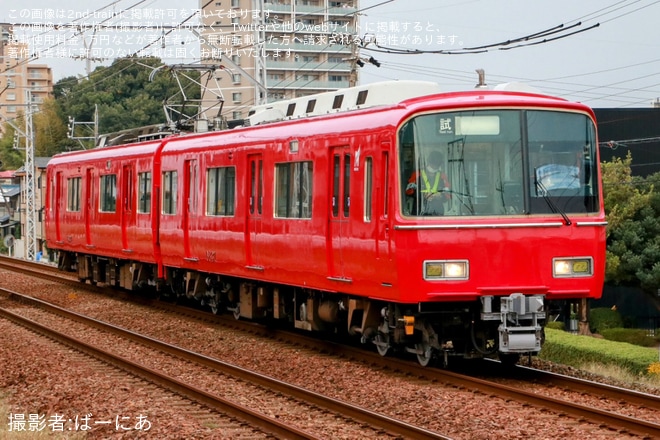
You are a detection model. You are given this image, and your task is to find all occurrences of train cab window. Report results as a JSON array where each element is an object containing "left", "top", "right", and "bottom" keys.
[
  {"left": 399, "top": 109, "right": 598, "bottom": 217},
  {"left": 67, "top": 177, "right": 81, "bottom": 212},
  {"left": 137, "top": 172, "right": 151, "bottom": 214},
  {"left": 527, "top": 110, "right": 598, "bottom": 214},
  {"left": 162, "top": 170, "right": 178, "bottom": 215},
  {"left": 206, "top": 166, "right": 236, "bottom": 216},
  {"left": 275, "top": 161, "right": 313, "bottom": 218},
  {"left": 99, "top": 174, "right": 117, "bottom": 213}
]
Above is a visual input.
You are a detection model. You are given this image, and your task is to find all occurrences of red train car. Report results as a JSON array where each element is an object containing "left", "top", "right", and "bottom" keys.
[{"left": 45, "top": 81, "right": 606, "bottom": 366}]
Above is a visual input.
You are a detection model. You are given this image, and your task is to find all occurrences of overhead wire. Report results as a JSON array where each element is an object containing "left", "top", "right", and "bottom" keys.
[
  {"left": 356, "top": 0, "right": 659, "bottom": 106},
  {"left": 362, "top": 0, "right": 657, "bottom": 56},
  {"left": 6, "top": 1, "right": 659, "bottom": 112},
  {"left": 356, "top": 61, "right": 651, "bottom": 108}
]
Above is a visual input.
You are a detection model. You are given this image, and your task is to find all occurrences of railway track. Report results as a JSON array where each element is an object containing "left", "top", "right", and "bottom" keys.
[
  {"left": 0, "top": 286, "right": 448, "bottom": 440},
  {"left": 2, "top": 256, "right": 659, "bottom": 438},
  {"left": 0, "top": 314, "right": 267, "bottom": 438}
]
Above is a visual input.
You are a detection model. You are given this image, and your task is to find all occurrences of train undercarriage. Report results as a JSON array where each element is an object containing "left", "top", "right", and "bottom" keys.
[{"left": 58, "top": 251, "right": 546, "bottom": 367}]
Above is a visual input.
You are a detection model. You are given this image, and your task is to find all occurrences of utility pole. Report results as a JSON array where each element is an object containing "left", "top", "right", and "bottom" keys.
[
  {"left": 346, "top": 15, "right": 381, "bottom": 88},
  {"left": 253, "top": 0, "right": 267, "bottom": 105},
  {"left": 24, "top": 89, "right": 36, "bottom": 260},
  {"left": 349, "top": 32, "right": 359, "bottom": 87},
  {"left": 0, "top": 90, "right": 37, "bottom": 260},
  {"left": 67, "top": 104, "right": 99, "bottom": 149}
]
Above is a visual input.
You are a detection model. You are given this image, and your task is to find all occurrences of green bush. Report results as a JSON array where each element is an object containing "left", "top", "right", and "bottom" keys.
[
  {"left": 589, "top": 307, "right": 623, "bottom": 333},
  {"left": 545, "top": 321, "right": 564, "bottom": 330},
  {"left": 540, "top": 328, "right": 658, "bottom": 377},
  {"left": 600, "top": 328, "right": 659, "bottom": 347}
]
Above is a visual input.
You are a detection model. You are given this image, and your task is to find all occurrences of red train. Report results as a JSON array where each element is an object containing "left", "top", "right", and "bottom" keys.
[{"left": 45, "top": 81, "right": 606, "bottom": 366}]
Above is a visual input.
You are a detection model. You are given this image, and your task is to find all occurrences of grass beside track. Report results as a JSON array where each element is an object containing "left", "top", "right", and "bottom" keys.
[{"left": 540, "top": 328, "right": 660, "bottom": 387}]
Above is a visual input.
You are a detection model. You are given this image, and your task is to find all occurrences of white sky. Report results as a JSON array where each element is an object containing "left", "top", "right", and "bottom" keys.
[{"left": 2, "top": 0, "right": 659, "bottom": 108}]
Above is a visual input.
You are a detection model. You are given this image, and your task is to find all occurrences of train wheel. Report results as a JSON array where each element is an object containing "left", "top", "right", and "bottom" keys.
[
  {"left": 205, "top": 287, "right": 220, "bottom": 314},
  {"left": 416, "top": 342, "right": 434, "bottom": 367},
  {"left": 374, "top": 333, "right": 390, "bottom": 356},
  {"left": 208, "top": 298, "right": 219, "bottom": 315}
]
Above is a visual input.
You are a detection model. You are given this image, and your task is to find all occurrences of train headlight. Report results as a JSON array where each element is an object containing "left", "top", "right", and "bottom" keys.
[
  {"left": 553, "top": 257, "right": 593, "bottom": 277},
  {"left": 424, "top": 260, "right": 469, "bottom": 280}
]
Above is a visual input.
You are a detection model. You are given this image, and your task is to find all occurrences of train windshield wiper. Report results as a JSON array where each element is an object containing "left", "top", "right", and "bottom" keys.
[{"left": 535, "top": 179, "right": 572, "bottom": 226}]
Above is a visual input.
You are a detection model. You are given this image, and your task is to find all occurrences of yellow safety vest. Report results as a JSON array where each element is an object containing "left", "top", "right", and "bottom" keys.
[{"left": 421, "top": 171, "right": 441, "bottom": 193}]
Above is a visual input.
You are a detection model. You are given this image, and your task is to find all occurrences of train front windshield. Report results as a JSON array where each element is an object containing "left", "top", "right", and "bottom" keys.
[{"left": 399, "top": 109, "right": 599, "bottom": 217}]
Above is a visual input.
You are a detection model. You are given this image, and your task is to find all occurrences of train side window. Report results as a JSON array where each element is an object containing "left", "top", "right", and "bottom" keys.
[
  {"left": 331, "top": 150, "right": 351, "bottom": 218},
  {"left": 257, "top": 160, "right": 263, "bottom": 215},
  {"left": 364, "top": 157, "right": 372, "bottom": 222},
  {"left": 49, "top": 177, "right": 54, "bottom": 213},
  {"left": 343, "top": 153, "right": 350, "bottom": 217},
  {"left": 188, "top": 161, "right": 197, "bottom": 213},
  {"left": 206, "top": 166, "right": 236, "bottom": 216},
  {"left": 123, "top": 167, "right": 133, "bottom": 212},
  {"left": 332, "top": 155, "right": 340, "bottom": 217},
  {"left": 99, "top": 174, "right": 117, "bottom": 213},
  {"left": 162, "top": 170, "right": 178, "bottom": 215},
  {"left": 137, "top": 172, "right": 151, "bottom": 214},
  {"left": 249, "top": 158, "right": 263, "bottom": 215},
  {"left": 275, "top": 161, "right": 313, "bottom": 218},
  {"left": 67, "top": 177, "right": 81, "bottom": 212},
  {"left": 382, "top": 151, "right": 389, "bottom": 218}
]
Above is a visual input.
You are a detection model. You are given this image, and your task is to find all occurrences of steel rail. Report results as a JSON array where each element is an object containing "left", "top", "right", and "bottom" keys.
[
  {"left": 3, "top": 258, "right": 658, "bottom": 438},
  {"left": 1, "top": 288, "right": 450, "bottom": 440}
]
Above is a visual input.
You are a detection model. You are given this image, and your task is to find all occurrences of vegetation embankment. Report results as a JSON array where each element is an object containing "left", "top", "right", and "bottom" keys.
[{"left": 543, "top": 307, "right": 660, "bottom": 384}]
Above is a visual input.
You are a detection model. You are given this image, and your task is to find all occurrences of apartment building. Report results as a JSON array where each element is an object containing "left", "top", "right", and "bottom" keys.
[
  {"left": 200, "top": 0, "right": 357, "bottom": 121},
  {"left": 0, "top": 24, "right": 54, "bottom": 133}
]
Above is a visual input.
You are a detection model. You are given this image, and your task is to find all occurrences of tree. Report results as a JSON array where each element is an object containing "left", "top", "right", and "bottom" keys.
[
  {"left": 56, "top": 57, "right": 199, "bottom": 136},
  {"left": 601, "top": 152, "right": 660, "bottom": 306},
  {"left": 1, "top": 56, "right": 201, "bottom": 164},
  {"left": 32, "top": 97, "right": 70, "bottom": 157},
  {"left": 0, "top": 122, "right": 23, "bottom": 169},
  {"left": 0, "top": 96, "right": 77, "bottom": 169}
]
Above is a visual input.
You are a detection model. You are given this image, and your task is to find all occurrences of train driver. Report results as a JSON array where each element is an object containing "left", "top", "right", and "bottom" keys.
[{"left": 406, "top": 150, "right": 450, "bottom": 215}]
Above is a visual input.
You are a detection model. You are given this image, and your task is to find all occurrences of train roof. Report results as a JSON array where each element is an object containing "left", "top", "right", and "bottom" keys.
[
  {"left": 246, "top": 80, "right": 443, "bottom": 125},
  {"left": 48, "top": 82, "right": 595, "bottom": 166},
  {"left": 157, "top": 88, "right": 593, "bottom": 153},
  {"left": 47, "top": 136, "right": 168, "bottom": 166},
  {"left": 244, "top": 80, "right": 589, "bottom": 127}
]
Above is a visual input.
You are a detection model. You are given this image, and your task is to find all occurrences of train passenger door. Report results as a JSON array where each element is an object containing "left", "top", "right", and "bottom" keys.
[
  {"left": 84, "top": 168, "right": 93, "bottom": 246},
  {"left": 327, "top": 146, "right": 351, "bottom": 281},
  {"left": 120, "top": 164, "right": 134, "bottom": 251},
  {"left": 245, "top": 154, "right": 264, "bottom": 270},
  {"left": 182, "top": 159, "right": 198, "bottom": 261}
]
